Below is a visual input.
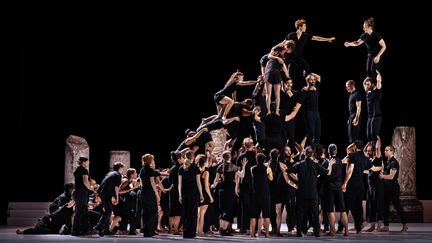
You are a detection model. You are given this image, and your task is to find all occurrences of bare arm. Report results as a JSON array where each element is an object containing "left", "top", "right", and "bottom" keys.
[
  {"left": 178, "top": 175, "right": 182, "bottom": 203},
  {"left": 344, "top": 38, "right": 364, "bottom": 47},
  {"left": 82, "top": 175, "right": 93, "bottom": 191},
  {"left": 184, "top": 128, "right": 208, "bottom": 146},
  {"left": 374, "top": 39, "right": 386, "bottom": 62},
  {"left": 150, "top": 176, "right": 160, "bottom": 204},
  {"left": 380, "top": 168, "right": 397, "bottom": 180},
  {"left": 267, "top": 167, "right": 274, "bottom": 181},
  {"left": 342, "top": 163, "right": 354, "bottom": 192},
  {"left": 353, "top": 100, "right": 361, "bottom": 125},
  {"left": 285, "top": 103, "right": 302, "bottom": 122},
  {"left": 376, "top": 71, "right": 382, "bottom": 90},
  {"left": 196, "top": 174, "right": 204, "bottom": 202},
  {"left": 376, "top": 136, "right": 382, "bottom": 158},
  {"left": 203, "top": 171, "right": 214, "bottom": 202},
  {"left": 312, "top": 35, "right": 335, "bottom": 42},
  {"left": 237, "top": 80, "right": 258, "bottom": 86}
]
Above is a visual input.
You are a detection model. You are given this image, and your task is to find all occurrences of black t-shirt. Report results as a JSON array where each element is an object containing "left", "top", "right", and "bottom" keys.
[
  {"left": 217, "top": 81, "right": 238, "bottom": 97},
  {"left": 179, "top": 163, "right": 200, "bottom": 194},
  {"left": 236, "top": 150, "right": 257, "bottom": 184},
  {"left": 298, "top": 82, "right": 320, "bottom": 111},
  {"left": 366, "top": 89, "right": 382, "bottom": 118},
  {"left": 360, "top": 32, "right": 383, "bottom": 56},
  {"left": 261, "top": 114, "right": 284, "bottom": 136},
  {"left": 73, "top": 166, "right": 89, "bottom": 190},
  {"left": 169, "top": 164, "right": 180, "bottom": 186},
  {"left": 323, "top": 157, "right": 343, "bottom": 190},
  {"left": 98, "top": 171, "right": 122, "bottom": 197},
  {"left": 285, "top": 32, "right": 313, "bottom": 57},
  {"left": 368, "top": 157, "right": 383, "bottom": 183},
  {"left": 139, "top": 165, "right": 160, "bottom": 193},
  {"left": 348, "top": 90, "right": 362, "bottom": 117},
  {"left": 384, "top": 157, "right": 399, "bottom": 186},
  {"left": 347, "top": 151, "right": 372, "bottom": 187},
  {"left": 280, "top": 90, "right": 299, "bottom": 115},
  {"left": 287, "top": 158, "right": 328, "bottom": 200},
  {"left": 251, "top": 164, "right": 270, "bottom": 196},
  {"left": 260, "top": 54, "right": 270, "bottom": 67}
]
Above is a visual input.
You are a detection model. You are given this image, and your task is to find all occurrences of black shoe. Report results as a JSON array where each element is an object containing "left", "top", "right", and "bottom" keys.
[{"left": 92, "top": 227, "right": 104, "bottom": 236}]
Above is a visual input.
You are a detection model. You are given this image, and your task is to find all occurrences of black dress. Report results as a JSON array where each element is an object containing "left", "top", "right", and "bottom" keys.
[
  {"left": 218, "top": 163, "right": 237, "bottom": 223},
  {"left": 199, "top": 168, "right": 211, "bottom": 206}
]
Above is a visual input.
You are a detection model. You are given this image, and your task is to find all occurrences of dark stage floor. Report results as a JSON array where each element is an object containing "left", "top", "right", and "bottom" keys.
[{"left": 1, "top": 224, "right": 432, "bottom": 242}]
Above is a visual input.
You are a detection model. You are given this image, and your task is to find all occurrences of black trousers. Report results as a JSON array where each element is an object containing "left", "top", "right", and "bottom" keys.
[
  {"left": 287, "top": 55, "right": 312, "bottom": 76},
  {"left": 367, "top": 116, "right": 382, "bottom": 145},
  {"left": 305, "top": 111, "right": 321, "bottom": 146},
  {"left": 72, "top": 189, "right": 89, "bottom": 234},
  {"left": 348, "top": 116, "right": 361, "bottom": 144},
  {"left": 384, "top": 183, "right": 406, "bottom": 226},
  {"left": 182, "top": 192, "right": 199, "bottom": 238},
  {"left": 94, "top": 194, "right": 114, "bottom": 233},
  {"left": 239, "top": 183, "right": 252, "bottom": 231},
  {"left": 366, "top": 54, "right": 381, "bottom": 80},
  {"left": 141, "top": 191, "right": 158, "bottom": 236},
  {"left": 344, "top": 185, "right": 364, "bottom": 231},
  {"left": 285, "top": 188, "right": 296, "bottom": 231},
  {"left": 367, "top": 180, "right": 385, "bottom": 222},
  {"left": 296, "top": 198, "right": 319, "bottom": 236},
  {"left": 284, "top": 120, "right": 296, "bottom": 151}
]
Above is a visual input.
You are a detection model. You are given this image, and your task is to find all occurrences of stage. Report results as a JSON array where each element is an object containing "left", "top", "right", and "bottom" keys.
[{"left": 2, "top": 224, "right": 432, "bottom": 242}]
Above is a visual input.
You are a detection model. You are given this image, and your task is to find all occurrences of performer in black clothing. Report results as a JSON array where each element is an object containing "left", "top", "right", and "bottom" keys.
[
  {"left": 364, "top": 73, "right": 382, "bottom": 147},
  {"left": 93, "top": 162, "right": 124, "bottom": 236},
  {"left": 280, "top": 78, "right": 299, "bottom": 151},
  {"left": 322, "top": 144, "right": 349, "bottom": 236},
  {"left": 49, "top": 183, "right": 74, "bottom": 214},
  {"left": 250, "top": 153, "right": 273, "bottom": 237},
  {"left": 363, "top": 141, "right": 385, "bottom": 232},
  {"left": 118, "top": 168, "right": 140, "bottom": 235},
  {"left": 345, "top": 17, "right": 386, "bottom": 81},
  {"left": 265, "top": 44, "right": 291, "bottom": 116},
  {"left": 179, "top": 150, "right": 204, "bottom": 238},
  {"left": 346, "top": 80, "right": 362, "bottom": 143},
  {"left": 197, "top": 153, "right": 213, "bottom": 237},
  {"left": 281, "top": 145, "right": 298, "bottom": 232},
  {"left": 286, "top": 73, "right": 322, "bottom": 146},
  {"left": 214, "top": 71, "right": 257, "bottom": 120},
  {"left": 287, "top": 146, "right": 333, "bottom": 237},
  {"left": 134, "top": 154, "right": 160, "bottom": 237},
  {"left": 380, "top": 145, "right": 408, "bottom": 232},
  {"left": 341, "top": 140, "right": 372, "bottom": 233},
  {"left": 16, "top": 201, "right": 75, "bottom": 235},
  {"left": 213, "top": 151, "right": 238, "bottom": 236},
  {"left": 285, "top": 19, "right": 335, "bottom": 77},
  {"left": 71, "top": 157, "right": 94, "bottom": 236},
  {"left": 168, "top": 151, "right": 183, "bottom": 234},
  {"left": 252, "top": 75, "right": 267, "bottom": 147},
  {"left": 267, "top": 148, "right": 285, "bottom": 236},
  {"left": 235, "top": 138, "right": 256, "bottom": 233}
]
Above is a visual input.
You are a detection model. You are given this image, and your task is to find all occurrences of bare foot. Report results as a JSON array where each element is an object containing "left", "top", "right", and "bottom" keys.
[
  {"left": 16, "top": 229, "right": 23, "bottom": 234},
  {"left": 401, "top": 224, "right": 408, "bottom": 232}
]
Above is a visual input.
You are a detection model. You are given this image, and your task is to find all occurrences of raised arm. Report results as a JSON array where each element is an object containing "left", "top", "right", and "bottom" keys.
[
  {"left": 312, "top": 35, "right": 335, "bottom": 42},
  {"left": 376, "top": 71, "right": 382, "bottom": 90},
  {"left": 184, "top": 128, "right": 208, "bottom": 146},
  {"left": 344, "top": 38, "right": 364, "bottom": 47}
]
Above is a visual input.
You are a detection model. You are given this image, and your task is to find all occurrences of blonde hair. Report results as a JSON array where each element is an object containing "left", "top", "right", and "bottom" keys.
[
  {"left": 184, "top": 150, "right": 195, "bottom": 171},
  {"left": 141, "top": 154, "right": 154, "bottom": 166}
]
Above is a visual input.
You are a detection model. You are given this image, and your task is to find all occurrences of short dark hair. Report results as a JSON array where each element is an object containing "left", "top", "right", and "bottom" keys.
[
  {"left": 78, "top": 157, "right": 88, "bottom": 164},
  {"left": 355, "top": 140, "right": 364, "bottom": 150},
  {"left": 328, "top": 144, "right": 337, "bottom": 156},
  {"left": 113, "top": 162, "right": 125, "bottom": 171},
  {"left": 256, "top": 153, "right": 266, "bottom": 164},
  {"left": 64, "top": 183, "right": 75, "bottom": 193}
]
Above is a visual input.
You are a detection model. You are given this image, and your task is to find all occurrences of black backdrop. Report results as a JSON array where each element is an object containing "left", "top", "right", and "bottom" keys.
[{"left": 16, "top": 5, "right": 427, "bottom": 212}]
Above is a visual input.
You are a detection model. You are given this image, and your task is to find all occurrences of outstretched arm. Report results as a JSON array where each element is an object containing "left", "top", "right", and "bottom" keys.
[
  {"left": 312, "top": 35, "right": 335, "bottom": 42},
  {"left": 344, "top": 38, "right": 364, "bottom": 47}
]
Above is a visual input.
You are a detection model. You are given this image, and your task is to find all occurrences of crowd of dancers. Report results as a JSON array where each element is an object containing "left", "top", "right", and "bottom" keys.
[{"left": 17, "top": 17, "right": 408, "bottom": 238}]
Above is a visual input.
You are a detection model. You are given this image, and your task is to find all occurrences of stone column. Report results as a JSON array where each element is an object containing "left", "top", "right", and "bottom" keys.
[
  {"left": 210, "top": 128, "right": 226, "bottom": 162},
  {"left": 109, "top": 151, "right": 130, "bottom": 172},
  {"left": 64, "top": 135, "right": 89, "bottom": 184},
  {"left": 391, "top": 126, "right": 423, "bottom": 222}
]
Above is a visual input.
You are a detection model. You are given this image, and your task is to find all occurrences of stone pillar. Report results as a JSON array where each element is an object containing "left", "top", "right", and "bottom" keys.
[
  {"left": 109, "top": 151, "right": 130, "bottom": 172},
  {"left": 210, "top": 128, "right": 226, "bottom": 162},
  {"left": 391, "top": 126, "right": 423, "bottom": 222},
  {"left": 64, "top": 135, "right": 89, "bottom": 184}
]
